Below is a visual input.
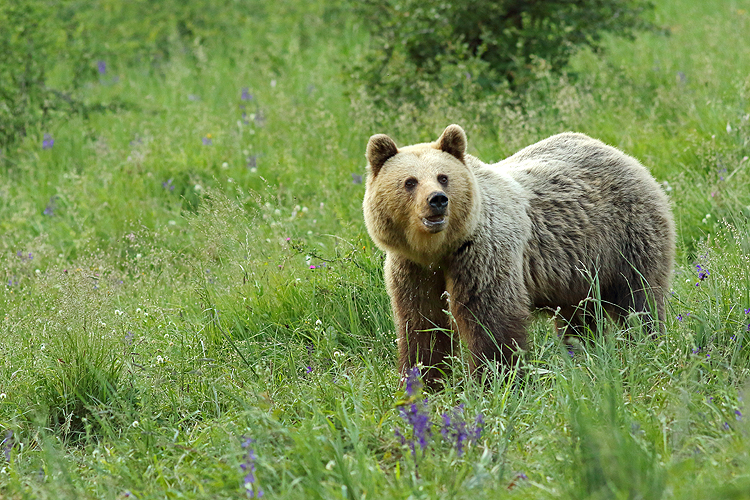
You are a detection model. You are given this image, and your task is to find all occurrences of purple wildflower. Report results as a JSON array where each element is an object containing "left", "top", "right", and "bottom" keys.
[
  {"left": 473, "top": 413, "right": 484, "bottom": 442},
  {"left": 241, "top": 88, "right": 253, "bottom": 101},
  {"left": 440, "top": 405, "right": 483, "bottom": 456},
  {"left": 736, "top": 410, "right": 743, "bottom": 420},
  {"left": 695, "top": 264, "right": 710, "bottom": 286},
  {"left": 43, "top": 195, "right": 58, "bottom": 216},
  {"left": 246, "top": 156, "right": 257, "bottom": 170},
  {"left": 2, "top": 430, "right": 12, "bottom": 462},
  {"left": 352, "top": 173, "right": 363, "bottom": 185},
  {"left": 97, "top": 60, "right": 106, "bottom": 75},
  {"left": 724, "top": 422, "right": 731, "bottom": 430},
  {"left": 441, "top": 409, "right": 468, "bottom": 455},
  {"left": 744, "top": 308, "right": 750, "bottom": 315},
  {"left": 242, "top": 112, "right": 250, "bottom": 125},
  {"left": 240, "top": 436, "right": 264, "bottom": 498},
  {"left": 305, "top": 366, "right": 312, "bottom": 374},
  {"left": 677, "top": 314, "right": 683, "bottom": 322},
  {"left": 202, "top": 136, "right": 213, "bottom": 146},
  {"left": 42, "top": 134, "right": 54, "bottom": 149},
  {"left": 125, "top": 331, "right": 134, "bottom": 345},
  {"left": 394, "top": 427, "right": 406, "bottom": 445},
  {"left": 404, "top": 366, "right": 422, "bottom": 397},
  {"left": 16, "top": 251, "right": 33, "bottom": 262},
  {"left": 394, "top": 367, "right": 432, "bottom": 457},
  {"left": 507, "top": 472, "right": 529, "bottom": 491},
  {"left": 162, "top": 179, "right": 175, "bottom": 191},
  {"left": 398, "top": 400, "right": 432, "bottom": 455}
]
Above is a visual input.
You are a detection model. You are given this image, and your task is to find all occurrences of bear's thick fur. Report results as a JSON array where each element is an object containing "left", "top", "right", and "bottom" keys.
[{"left": 363, "top": 125, "right": 675, "bottom": 385}]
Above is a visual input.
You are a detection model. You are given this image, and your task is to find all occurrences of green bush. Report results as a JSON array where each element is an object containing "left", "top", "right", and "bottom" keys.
[
  {"left": 0, "top": 2, "right": 74, "bottom": 147},
  {"left": 0, "top": 0, "right": 262, "bottom": 148},
  {"left": 353, "top": 0, "right": 655, "bottom": 107}
]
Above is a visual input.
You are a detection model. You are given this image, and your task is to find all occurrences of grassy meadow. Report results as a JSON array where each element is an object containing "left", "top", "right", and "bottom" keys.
[{"left": 2, "top": 0, "right": 750, "bottom": 498}]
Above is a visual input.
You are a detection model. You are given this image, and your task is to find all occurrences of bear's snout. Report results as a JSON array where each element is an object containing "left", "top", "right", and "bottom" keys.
[
  {"left": 428, "top": 192, "right": 449, "bottom": 214},
  {"left": 423, "top": 191, "right": 449, "bottom": 233}
]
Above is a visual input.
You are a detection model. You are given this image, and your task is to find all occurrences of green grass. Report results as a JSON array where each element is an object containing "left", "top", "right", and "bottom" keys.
[{"left": 2, "top": 1, "right": 750, "bottom": 498}]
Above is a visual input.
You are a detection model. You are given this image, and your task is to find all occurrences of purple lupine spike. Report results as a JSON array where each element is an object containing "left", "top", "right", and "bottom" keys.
[
  {"left": 695, "top": 264, "right": 710, "bottom": 286},
  {"left": 404, "top": 366, "right": 422, "bottom": 397},
  {"left": 239, "top": 436, "right": 263, "bottom": 497},
  {"left": 2, "top": 430, "right": 12, "bottom": 462}
]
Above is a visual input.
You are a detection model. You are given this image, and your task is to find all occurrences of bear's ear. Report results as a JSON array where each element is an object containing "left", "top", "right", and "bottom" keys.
[
  {"left": 366, "top": 134, "right": 399, "bottom": 177},
  {"left": 436, "top": 124, "right": 467, "bottom": 163}
]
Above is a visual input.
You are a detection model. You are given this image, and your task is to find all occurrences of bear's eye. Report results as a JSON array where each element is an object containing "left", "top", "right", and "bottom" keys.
[
  {"left": 404, "top": 178, "right": 418, "bottom": 190},
  {"left": 437, "top": 174, "right": 449, "bottom": 186}
]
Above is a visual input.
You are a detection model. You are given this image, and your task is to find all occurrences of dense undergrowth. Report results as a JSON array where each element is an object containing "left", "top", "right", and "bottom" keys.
[{"left": 2, "top": 1, "right": 750, "bottom": 499}]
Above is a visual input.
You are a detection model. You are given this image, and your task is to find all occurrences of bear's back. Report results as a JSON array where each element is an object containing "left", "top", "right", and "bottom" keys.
[{"left": 486, "top": 133, "right": 674, "bottom": 309}]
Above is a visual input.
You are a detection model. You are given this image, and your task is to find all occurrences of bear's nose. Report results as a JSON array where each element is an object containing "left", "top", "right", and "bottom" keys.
[{"left": 428, "top": 192, "right": 449, "bottom": 211}]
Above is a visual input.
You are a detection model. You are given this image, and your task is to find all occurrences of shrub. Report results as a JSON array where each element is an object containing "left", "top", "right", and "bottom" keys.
[
  {"left": 0, "top": 0, "right": 261, "bottom": 148},
  {"left": 0, "top": 2, "right": 76, "bottom": 147},
  {"left": 352, "top": 0, "right": 655, "bottom": 107}
]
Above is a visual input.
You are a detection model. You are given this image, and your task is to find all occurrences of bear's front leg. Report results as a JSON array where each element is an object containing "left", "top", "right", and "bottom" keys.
[
  {"left": 385, "top": 253, "right": 452, "bottom": 388},
  {"left": 447, "top": 263, "right": 529, "bottom": 377}
]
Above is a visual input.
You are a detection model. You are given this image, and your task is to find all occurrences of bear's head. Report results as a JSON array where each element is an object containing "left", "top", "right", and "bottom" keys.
[{"left": 363, "top": 124, "right": 480, "bottom": 265}]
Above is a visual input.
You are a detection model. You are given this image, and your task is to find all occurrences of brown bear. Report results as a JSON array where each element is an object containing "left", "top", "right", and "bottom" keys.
[{"left": 363, "top": 124, "right": 675, "bottom": 386}]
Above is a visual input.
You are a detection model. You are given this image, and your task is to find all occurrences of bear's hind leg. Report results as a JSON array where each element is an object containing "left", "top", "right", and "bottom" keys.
[{"left": 604, "top": 277, "right": 667, "bottom": 336}]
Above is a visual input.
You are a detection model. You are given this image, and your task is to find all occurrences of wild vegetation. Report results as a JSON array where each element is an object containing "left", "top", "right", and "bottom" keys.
[{"left": 1, "top": 0, "right": 750, "bottom": 498}]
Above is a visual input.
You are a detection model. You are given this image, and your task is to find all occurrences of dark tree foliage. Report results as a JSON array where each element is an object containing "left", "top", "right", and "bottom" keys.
[{"left": 354, "top": 0, "right": 655, "bottom": 106}]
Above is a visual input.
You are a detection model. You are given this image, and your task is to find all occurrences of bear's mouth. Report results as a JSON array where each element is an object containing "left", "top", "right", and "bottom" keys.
[{"left": 422, "top": 215, "right": 447, "bottom": 232}]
